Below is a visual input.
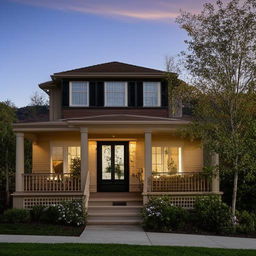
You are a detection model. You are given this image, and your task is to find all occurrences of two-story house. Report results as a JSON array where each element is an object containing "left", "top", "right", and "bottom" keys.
[{"left": 12, "top": 62, "right": 221, "bottom": 224}]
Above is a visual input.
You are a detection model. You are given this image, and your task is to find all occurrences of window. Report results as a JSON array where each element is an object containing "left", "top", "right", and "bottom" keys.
[
  {"left": 143, "top": 82, "right": 161, "bottom": 107},
  {"left": 70, "top": 81, "right": 89, "bottom": 106},
  {"left": 52, "top": 147, "right": 64, "bottom": 174},
  {"left": 105, "top": 82, "right": 127, "bottom": 107},
  {"left": 51, "top": 146, "right": 81, "bottom": 174},
  {"left": 152, "top": 147, "right": 182, "bottom": 174}
]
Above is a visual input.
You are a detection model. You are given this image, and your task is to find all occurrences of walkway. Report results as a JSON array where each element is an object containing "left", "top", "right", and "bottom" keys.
[{"left": 0, "top": 225, "right": 256, "bottom": 250}]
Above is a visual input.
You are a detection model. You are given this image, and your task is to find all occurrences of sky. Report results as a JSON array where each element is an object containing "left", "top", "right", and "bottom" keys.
[{"left": 0, "top": 0, "right": 220, "bottom": 107}]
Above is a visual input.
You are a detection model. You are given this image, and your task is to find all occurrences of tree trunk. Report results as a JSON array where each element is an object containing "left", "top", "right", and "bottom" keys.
[{"left": 231, "top": 170, "right": 238, "bottom": 216}]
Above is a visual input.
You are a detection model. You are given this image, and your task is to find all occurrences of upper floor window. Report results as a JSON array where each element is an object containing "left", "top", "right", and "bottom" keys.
[
  {"left": 69, "top": 81, "right": 89, "bottom": 106},
  {"left": 143, "top": 82, "right": 161, "bottom": 107},
  {"left": 104, "top": 82, "right": 127, "bottom": 107}
]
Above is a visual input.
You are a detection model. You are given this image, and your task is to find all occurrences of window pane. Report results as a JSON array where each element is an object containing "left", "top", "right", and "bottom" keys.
[
  {"left": 143, "top": 82, "right": 160, "bottom": 107},
  {"left": 52, "top": 147, "right": 63, "bottom": 174},
  {"left": 102, "top": 145, "right": 111, "bottom": 180},
  {"left": 105, "top": 82, "right": 126, "bottom": 106},
  {"left": 152, "top": 147, "right": 179, "bottom": 174},
  {"left": 71, "top": 81, "right": 88, "bottom": 106},
  {"left": 115, "top": 145, "right": 124, "bottom": 180},
  {"left": 68, "top": 146, "right": 81, "bottom": 174}
]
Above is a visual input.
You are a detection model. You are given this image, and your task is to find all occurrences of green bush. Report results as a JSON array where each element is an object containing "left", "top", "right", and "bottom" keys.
[
  {"left": 56, "top": 200, "right": 86, "bottom": 226},
  {"left": 236, "top": 210, "right": 256, "bottom": 234},
  {"left": 194, "top": 196, "right": 233, "bottom": 234},
  {"left": 142, "top": 196, "right": 189, "bottom": 232},
  {"left": 30, "top": 205, "right": 45, "bottom": 222},
  {"left": 1, "top": 208, "right": 30, "bottom": 223},
  {"left": 39, "top": 206, "right": 59, "bottom": 224}
]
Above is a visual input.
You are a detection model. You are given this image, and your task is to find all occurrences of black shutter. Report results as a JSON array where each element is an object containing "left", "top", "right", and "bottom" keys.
[
  {"left": 89, "top": 82, "right": 96, "bottom": 106},
  {"left": 62, "top": 79, "right": 69, "bottom": 107},
  {"left": 96, "top": 81, "right": 104, "bottom": 106},
  {"left": 161, "top": 80, "right": 168, "bottom": 107},
  {"left": 137, "top": 81, "right": 143, "bottom": 107},
  {"left": 128, "top": 82, "right": 136, "bottom": 107}
]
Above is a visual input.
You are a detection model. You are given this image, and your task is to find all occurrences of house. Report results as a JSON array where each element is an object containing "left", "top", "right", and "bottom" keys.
[{"left": 12, "top": 61, "right": 221, "bottom": 224}]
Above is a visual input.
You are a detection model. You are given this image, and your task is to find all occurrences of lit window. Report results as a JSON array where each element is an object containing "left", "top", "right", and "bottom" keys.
[
  {"left": 68, "top": 146, "right": 81, "bottom": 173},
  {"left": 52, "top": 147, "right": 63, "bottom": 174},
  {"left": 70, "top": 81, "right": 89, "bottom": 106},
  {"left": 51, "top": 146, "right": 81, "bottom": 174},
  {"left": 143, "top": 82, "right": 161, "bottom": 107},
  {"left": 105, "top": 82, "right": 127, "bottom": 107},
  {"left": 152, "top": 147, "right": 182, "bottom": 174}
]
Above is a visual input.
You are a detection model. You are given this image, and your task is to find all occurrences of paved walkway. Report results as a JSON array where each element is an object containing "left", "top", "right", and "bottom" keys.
[{"left": 0, "top": 225, "right": 256, "bottom": 250}]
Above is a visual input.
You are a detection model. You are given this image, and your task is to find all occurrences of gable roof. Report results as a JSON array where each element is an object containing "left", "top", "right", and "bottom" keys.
[{"left": 52, "top": 61, "right": 166, "bottom": 78}]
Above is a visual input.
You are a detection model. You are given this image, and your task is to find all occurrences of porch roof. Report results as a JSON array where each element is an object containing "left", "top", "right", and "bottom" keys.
[{"left": 13, "top": 114, "right": 190, "bottom": 133}]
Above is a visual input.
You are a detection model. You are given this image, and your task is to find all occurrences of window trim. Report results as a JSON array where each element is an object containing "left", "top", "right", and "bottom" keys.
[
  {"left": 104, "top": 81, "right": 128, "bottom": 107},
  {"left": 143, "top": 82, "right": 161, "bottom": 107},
  {"left": 69, "top": 81, "right": 89, "bottom": 107}
]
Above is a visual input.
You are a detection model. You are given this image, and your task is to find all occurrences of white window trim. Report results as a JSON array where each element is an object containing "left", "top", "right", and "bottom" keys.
[
  {"left": 69, "top": 81, "right": 89, "bottom": 107},
  {"left": 104, "top": 81, "right": 128, "bottom": 107},
  {"left": 143, "top": 82, "right": 161, "bottom": 107}
]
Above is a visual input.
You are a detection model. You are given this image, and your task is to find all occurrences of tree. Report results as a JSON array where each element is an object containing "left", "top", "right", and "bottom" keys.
[
  {"left": 0, "top": 101, "right": 16, "bottom": 208},
  {"left": 177, "top": 0, "right": 256, "bottom": 215},
  {"left": 30, "top": 91, "right": 49, "bottom": 106}
]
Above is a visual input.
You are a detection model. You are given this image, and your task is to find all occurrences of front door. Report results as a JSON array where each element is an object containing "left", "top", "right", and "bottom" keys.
[{"left": 97, "top": 141, "right": 129, "bottom": 192}]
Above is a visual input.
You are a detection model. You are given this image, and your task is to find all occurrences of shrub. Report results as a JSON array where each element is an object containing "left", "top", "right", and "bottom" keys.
[
  {"left": 142, "top": 196, "right": 188, "bottom": 232},
  {"left": 236, "top": 210, "right": 256, "bottom": 234},
  {"left": 39, "top": 206, "right": 59, "bottom": 224},
  {"left": 56, "top": 200, "right": 86, "bottom": 226},
  {"left": 1, "top": 208, "right": 30, "bottom": 223},
  {"left": 194, "top": 196, "right": 233, "bottom": 234},
  {"left": 30, "top": 205, "right": 45, "bottom": 222}
]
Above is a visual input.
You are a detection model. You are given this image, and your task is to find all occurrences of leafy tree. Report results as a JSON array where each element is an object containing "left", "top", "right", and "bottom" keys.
[{"left": 177, "top": 0, "right": 256, "bottom": 215}]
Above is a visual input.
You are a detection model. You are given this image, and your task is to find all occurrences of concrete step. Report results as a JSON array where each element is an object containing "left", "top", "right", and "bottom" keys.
[
  {"left": 90, "top": 192, "right": 142, "bottom": 198},
  {"left": 87, "top": 215, "right": 142, "bottom": 225},
  {"left": 88, "top": 206, "right": 142, "bottom": 215}
]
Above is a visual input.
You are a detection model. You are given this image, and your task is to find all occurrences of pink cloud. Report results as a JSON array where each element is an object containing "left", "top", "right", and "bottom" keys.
[{"left": 9, "top": 0, "right": 223, "bottom": 21}]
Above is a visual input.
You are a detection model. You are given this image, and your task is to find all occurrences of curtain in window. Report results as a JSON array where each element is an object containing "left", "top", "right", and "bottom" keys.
[
  {"left": 105, "top": 82, "right": 126, "bottom": 106},
  {"left": 52, "top": 147, "right": 64, "bottom": 174},
  {"left": 71, "top": 81, "right": 88, "bottom": 106},
  {"left": 143, "top": 82, "right": 160, "bottom": 107}
]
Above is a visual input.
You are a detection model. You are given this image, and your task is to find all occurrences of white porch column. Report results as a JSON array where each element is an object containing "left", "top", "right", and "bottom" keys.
[
  {"left": 211, "top": 152, "right": 220, "bottom": 193},
  {"left": 80, "top": 127, "right": 88, "bottom": 191},
  {"left": 15, "top": 133, "right": 24, "bottom": 192},
  {"left": 144, "top": 131, "right": 152, "bottom": 194}
]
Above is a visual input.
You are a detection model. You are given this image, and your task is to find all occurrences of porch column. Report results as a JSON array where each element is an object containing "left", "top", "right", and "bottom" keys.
[
  {"left": 211, "top": 152, "right": 220, "bottom": 193},
  {"left": 80, "top": 128, "right": 88, "bottom": 191},
  {"left": 15, "top": 133, "right": 24, "bottom": 192},
  {"left": 144, "top": 131, "right": 152, "bottom": 194}
]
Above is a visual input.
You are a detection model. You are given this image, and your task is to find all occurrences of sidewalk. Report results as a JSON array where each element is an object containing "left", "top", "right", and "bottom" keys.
[{"left": 0, "top": 225, "right": 256, "bottom": 250}]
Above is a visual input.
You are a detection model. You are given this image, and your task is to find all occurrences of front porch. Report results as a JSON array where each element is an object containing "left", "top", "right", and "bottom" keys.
[{"left": 12, "top": 117, "right": 221, "bottom": 210}]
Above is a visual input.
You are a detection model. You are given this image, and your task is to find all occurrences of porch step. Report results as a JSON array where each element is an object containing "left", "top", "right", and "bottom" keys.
[{"left": 87, "top": 192, "right": 143, "bottom": 225}]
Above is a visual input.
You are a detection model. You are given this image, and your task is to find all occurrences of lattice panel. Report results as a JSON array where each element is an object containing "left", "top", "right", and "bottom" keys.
[
  {"left": 168, "top": 196, "right": 196, "bottom": 209},
  {"left": 23, "top": 196, "right": 82, "bottom": 209}
]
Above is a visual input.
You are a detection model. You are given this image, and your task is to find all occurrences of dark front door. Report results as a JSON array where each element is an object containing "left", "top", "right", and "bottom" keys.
[{"left": 97, "top": 141, "right": 129, "bottom": 192}]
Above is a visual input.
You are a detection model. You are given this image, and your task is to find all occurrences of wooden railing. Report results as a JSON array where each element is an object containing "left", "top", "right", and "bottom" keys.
[
  {"left": 150, "top": 172, "right": 211, "bottom": 192},
  {"left": 23, "top": 173, "right": 81, "bottom": 192}
]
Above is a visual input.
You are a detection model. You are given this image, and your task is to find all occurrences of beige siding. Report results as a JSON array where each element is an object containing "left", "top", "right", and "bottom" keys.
[{"left": 31, "top": 132, "right": 203, "bottom": 190}]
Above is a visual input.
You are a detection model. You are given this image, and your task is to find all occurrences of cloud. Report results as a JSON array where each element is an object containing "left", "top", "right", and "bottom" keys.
[{"left": 8, "top": 0, "right": 220, "bottom": 22}]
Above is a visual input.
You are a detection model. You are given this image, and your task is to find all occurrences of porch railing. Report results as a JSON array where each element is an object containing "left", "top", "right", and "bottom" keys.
[
  {"left": 150, "top": 172, "right": 211, "bottom": 192},
  {"left": 23, "top": 173, "right": 81, "bottom": 192}
]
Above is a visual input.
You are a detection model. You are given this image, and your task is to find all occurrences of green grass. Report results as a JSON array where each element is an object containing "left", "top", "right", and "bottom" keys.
[
  {"left": 0, "top": 223, "right": 84, "bottom": 236},
  {"left": 0, "top": 244, "right": 255, "bottom": 256}
]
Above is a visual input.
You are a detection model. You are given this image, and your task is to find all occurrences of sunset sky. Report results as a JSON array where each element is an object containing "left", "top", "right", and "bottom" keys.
[{"left": 0, "top": 0, "right": 221, "bottom": 106}]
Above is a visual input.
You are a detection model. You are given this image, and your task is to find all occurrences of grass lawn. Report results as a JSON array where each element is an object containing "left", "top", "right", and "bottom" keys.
[
  {"left": 0, "top": 223, "right": 84, "bottom": 236},
  {"left": 0, "top": 244, "right": 255, "bottom": 256}
]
